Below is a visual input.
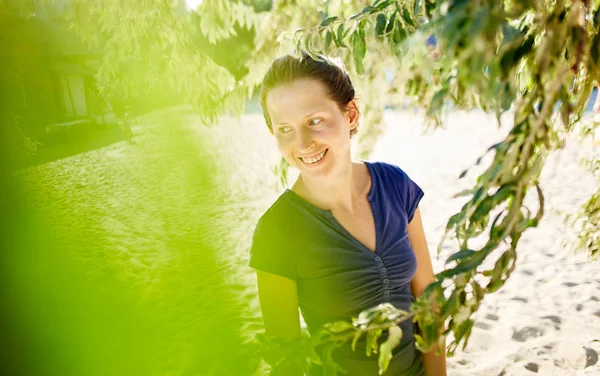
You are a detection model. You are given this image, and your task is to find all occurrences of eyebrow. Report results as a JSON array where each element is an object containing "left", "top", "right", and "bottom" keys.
[{"left": 275, "top": 112, "right": 326, "bottom": 126}]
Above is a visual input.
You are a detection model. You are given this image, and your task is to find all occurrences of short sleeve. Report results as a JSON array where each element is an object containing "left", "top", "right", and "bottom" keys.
[
  {"left": 248, "top": 216, "right": 297, "bottom": 281},
  {"left": 390, "top": 164, "right": 424, "bottom": 223}
]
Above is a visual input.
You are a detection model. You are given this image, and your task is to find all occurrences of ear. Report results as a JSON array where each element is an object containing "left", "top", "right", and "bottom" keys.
[{"left": 345, "top": 100, "right": 359, "bottom": 130}]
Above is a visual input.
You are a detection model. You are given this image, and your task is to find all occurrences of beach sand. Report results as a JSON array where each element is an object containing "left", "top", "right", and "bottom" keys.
[{"left": 369, "top": 110, "right": 600, "bottom": 376}]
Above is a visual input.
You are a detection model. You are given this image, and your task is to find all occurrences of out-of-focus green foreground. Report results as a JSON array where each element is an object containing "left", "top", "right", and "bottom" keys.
[{"left": 1, "top": 109, "right": 266, "bottom": 376}]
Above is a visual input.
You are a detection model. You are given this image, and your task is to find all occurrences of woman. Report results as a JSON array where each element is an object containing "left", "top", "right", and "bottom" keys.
[{"left": 249, "top": 53, "right": 447, "bottom": 376}]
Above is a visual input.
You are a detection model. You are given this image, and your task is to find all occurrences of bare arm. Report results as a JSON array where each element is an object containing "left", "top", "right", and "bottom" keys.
[
  {"left": 408, "top": 208, "right": 447, "bottom": 376},
  {"left": 256, "top": 270, "right": 303, "bottom": 376}
]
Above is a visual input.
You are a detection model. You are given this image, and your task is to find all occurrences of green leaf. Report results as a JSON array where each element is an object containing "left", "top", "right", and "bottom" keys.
[
  {"left": 452, "top": 188, "right": 475, "bottom": 198},
  {"left": 375, "top": 14, "right": 387, "bottom": 37},
  {"left": 472, "top": 185, "right": 514, "bottom": 223},
  {"left": 441, "top": 289, "right": 460, "bottom": 316},
  {"left": 304, "top": 33, "right": 313, "bottom": 54},
  {"left": 392, "top": 20, "right": 407, "bottom": 45},
  {"left": 414, "top": 333, "right": 427, "bottom": 351},
  {"left": 445, "top": 249, "right": 477, "bottom": 264},
  {"left": 427, "top": 87, "right": 448, "bottom": 117},
  {"left": 362, "top": 6, "right": 378, "bottom": 14},
  {"left": 402, "top": 7, "right": 415, "bottom": 27},
  {"left": 386, "top": 10, "right": 397, "bottom": 34},
  {"left": 500, "top": 35, "right": 534, "bottom": 79},
  {"left": 445, "top": 212, "right": 463, "bottom": 232},
  {"left": 355, "top": 54, "right": 365, "bottom": 74},
  {"left": 375, "top": 0, "right": 394, "bottom": 10},
  {"left": 296, "top": 37, "right": 302, "bottom": 57},
  {"left": 349, "top": 12, "right": 362, "bottom": 20},
  {"left": 413, "top": 0, "right": 422, "bottom": 16},
  {"left": 320, "top": 16, "right": 338, "bottom": 27},
  {"left": 471, "top": 280, "right": 484, "bottom": 302},
  {"left": 436, "top": 251, "right": 486, "bottom": 280},
  {"left": 461, "top": 319, "right": 475, "bottom": 350},
  {"left": 425, "top": 0, "right": 436, "bottom": 18},
  {"left": 378, "top": 326, "right": 403, "bottom": 374},
  {"left": 423, "top": 319, "right": 438, "bottom": 343},
  {"left": 486, "top": 274, "right": 505, "bottom": 293},
  {"left": 320, "top": 342, "right": 347, "bottom": 375},
  {"left": 594, "top": 5, "right": 600, "bottom": 28},
  {"left": 337, "top": 24, "right": 347, "bottom": 47},
  {"left": 324, "top": 30, "right": 333, "bottom": 52},
  {"left": 522, "top": 154, "right": 544, "bottom": 184},
  {"left": 453, "top": 303, "right": 471, "bottom": 326},
  {"left": 351, "top": 29, "right": 366, "bottom": 74},
  {"left": 489, "top": 210, "right": 506, "bottom": 239},
  {"left": 454, "top": 318, "right": 474, "bottom": 342},
  {"left": 366, "top": 328, "right": 383, "bottom": 357},
  {"left": 351, "top": 331, "right": 363, "bottom": 352},
  {"left": 325, "top": 320, "right": 353, "bottom": 333}
]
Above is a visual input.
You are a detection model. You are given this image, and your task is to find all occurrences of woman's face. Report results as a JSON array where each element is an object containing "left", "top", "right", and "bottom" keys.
[{"left": 265, "top": 78, "right": 358, "bottom": 181}]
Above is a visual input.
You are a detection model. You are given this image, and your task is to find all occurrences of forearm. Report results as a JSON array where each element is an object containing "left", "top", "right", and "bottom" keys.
[{"left": 419, "top": 333, "right": 447, "bottom": 376}]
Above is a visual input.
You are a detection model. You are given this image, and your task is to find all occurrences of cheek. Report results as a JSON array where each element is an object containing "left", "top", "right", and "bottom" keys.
[
  {"left": 274, "top": 136, "right": 295, "bottom": 158},
  {"left": 325, "top": 121, "right": 349, "bottom": 141},
  {"left": 274, "top": 134, "right": 291, "bottom": 148}
]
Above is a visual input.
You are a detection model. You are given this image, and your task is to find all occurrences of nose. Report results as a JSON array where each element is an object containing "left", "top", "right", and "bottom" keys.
[{"left": 296, "top": 127, "right": 315, "bottom": 153}]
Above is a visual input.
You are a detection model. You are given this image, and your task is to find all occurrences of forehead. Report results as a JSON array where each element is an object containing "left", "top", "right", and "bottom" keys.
[{"left": 265, "top": 79, "right": 337, "bottom": 123}]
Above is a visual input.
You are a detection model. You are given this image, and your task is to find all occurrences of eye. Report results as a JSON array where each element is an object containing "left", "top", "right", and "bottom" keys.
[
  {"left": 278, "top": 126, "right": 293, "bottom": 134},
  {"left": 308, "top": 118, "right": 322, "bottom": 126}
]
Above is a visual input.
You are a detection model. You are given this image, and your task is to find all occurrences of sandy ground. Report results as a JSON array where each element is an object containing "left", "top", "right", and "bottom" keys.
[{"left": 368, "top": 110, "right": 600, "bottom": 376}]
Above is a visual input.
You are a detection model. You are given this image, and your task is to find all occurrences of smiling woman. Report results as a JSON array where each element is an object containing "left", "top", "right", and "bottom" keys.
[
  {"left": 250, "top": 53, "right": 446, "bottom": 376},
  {"left": 259, "top": 55, "right": 359, "bottom": 184}
]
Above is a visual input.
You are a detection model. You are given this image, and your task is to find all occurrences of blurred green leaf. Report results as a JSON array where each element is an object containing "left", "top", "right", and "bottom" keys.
[
  {"left": 337, "top": 23, "right": 347, "bottom": 47},
  {"left": 321, "top": 16, "right": 338, "bottom": 27},
  {"left": 375, "top": 14, "right": 387, "bottom": 37},
  {"left": 377, "top": 326, "right": 402, "bottom": 374}
]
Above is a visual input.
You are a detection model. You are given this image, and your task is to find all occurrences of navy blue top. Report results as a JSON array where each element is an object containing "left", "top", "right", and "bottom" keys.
[{"left": 249, "top": 161, "right": 426, "bottom": 376}]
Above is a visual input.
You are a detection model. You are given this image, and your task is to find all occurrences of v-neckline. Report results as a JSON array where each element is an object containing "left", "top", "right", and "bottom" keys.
[{"left": 284, "top": 161, "right": 379, "bottom": 255}]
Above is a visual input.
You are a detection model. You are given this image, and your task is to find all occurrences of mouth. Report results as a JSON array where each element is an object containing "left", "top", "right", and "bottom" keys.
[{"left": 299, "top": 149, "right": 328, "bottom": 165}]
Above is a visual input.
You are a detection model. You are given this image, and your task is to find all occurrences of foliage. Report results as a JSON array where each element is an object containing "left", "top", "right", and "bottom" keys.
[
  {"left": 6, "top": 109, "right": 257, "bottom": 376},
  {"left": 69, "top": 0, "right": 262, "bottom": 123},
  {"left": 257, "top": 303, "right": 412, "bottom": 375},
  {"left": 276, "top": 1, "right": 600, "bottom": 373},
  {"left": 6, "top": 0, "right": 600, "bottom": 375},
  {"left": 4, "top": 114, "right": 41, "bottom": 169}
]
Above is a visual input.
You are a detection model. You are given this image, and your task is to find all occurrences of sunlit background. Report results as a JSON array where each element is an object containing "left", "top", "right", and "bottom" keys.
[{"left": 2, "top": 1, "right": 600, "bottom": 376}]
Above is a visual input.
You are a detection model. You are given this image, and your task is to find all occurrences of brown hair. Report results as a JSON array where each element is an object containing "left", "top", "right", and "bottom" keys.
[{"left": 260, "top": 52, "right": 359, "bottom": 137}]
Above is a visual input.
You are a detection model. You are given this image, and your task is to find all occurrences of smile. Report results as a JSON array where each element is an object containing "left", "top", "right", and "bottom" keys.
[{"left": 300, "top": 149, "right": 328, "bottom": 165}]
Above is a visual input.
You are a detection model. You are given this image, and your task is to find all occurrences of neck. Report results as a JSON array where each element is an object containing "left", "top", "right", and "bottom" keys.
[{"left": 293, "top": 160, "right": 367, "bottom": 213}]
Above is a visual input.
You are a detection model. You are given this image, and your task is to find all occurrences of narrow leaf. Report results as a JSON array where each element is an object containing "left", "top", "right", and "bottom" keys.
[
  {"left": 378, "top": 326, "right": 403, "bottom": 374},
  {"left": 375, "top": 14, "right": 387, "bottom": 37},
  {"left": 324, "top": 30, "right": 333, "bottom": 52},
  {"left": 402, "top": 7, "right": 415, "bottom": 27},
  {"left": 386, "top": 10, "right": 397, "bottom": 34},
  {"left": 337, "top": 24, "right": 347, "bottom": 47},
  {"left": 320, "top": 16, "right": 338, "bottom": 27}
]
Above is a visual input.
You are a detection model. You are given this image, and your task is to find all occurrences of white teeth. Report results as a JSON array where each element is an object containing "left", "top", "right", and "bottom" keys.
[{"left": 301, "top": 149, "right": 326, "bottom": 164}]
